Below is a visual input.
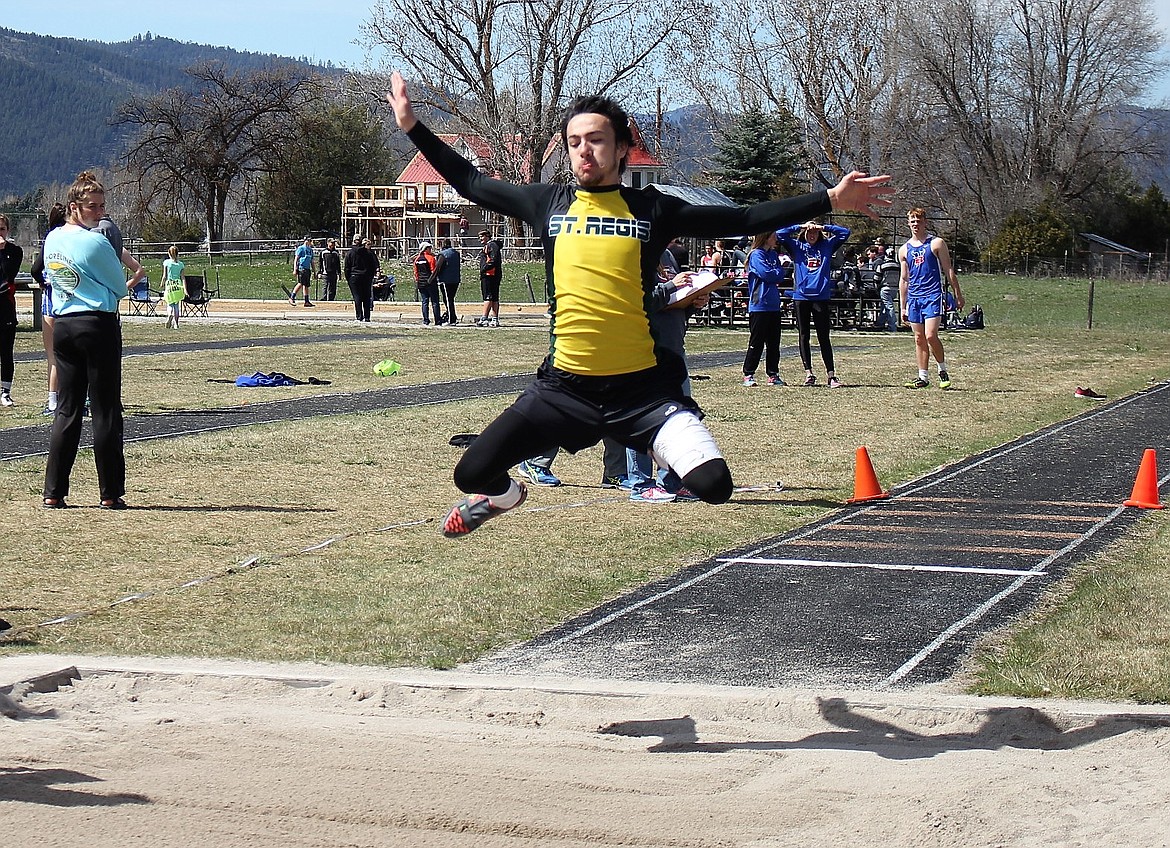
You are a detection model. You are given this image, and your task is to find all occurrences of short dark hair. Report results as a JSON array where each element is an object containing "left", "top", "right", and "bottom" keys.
[
  {"left": 560, "top": 95, "right": 633, "bottom": 174},
  {"left": 441, "top": 239, "right": 452, "bottom": 249},
  {"left": 479, "top": 229, "right": 491, "bottom": 238}
]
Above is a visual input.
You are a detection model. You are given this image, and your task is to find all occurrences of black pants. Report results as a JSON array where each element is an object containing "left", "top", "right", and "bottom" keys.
[
  {"left": 348, "top": 278, "right": 373, "bottom": 321},
  {"left": 742, "top": 310, "right": 783, "bottom": 377},
  {"left": 0, "top": 296, "right": 15, "bottom": 384},
  {"left": 441, "top": 280, "right": 459, "bottom": 324},
  {"left": 794, "top": 300, "right": 835, "bottom": 373},
  {"left": 44, "top": 311, "right": 125, "bottom": 502}
]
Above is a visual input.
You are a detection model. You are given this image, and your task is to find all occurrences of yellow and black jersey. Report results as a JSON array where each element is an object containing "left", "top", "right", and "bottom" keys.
[{"left": 408, "top": 121, "right": 831, "bottom": 377}]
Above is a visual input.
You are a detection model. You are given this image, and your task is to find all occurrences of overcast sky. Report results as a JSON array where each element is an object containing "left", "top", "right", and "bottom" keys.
[{"left": 5, "top": 0, "right": 1170, "bottom": 102}]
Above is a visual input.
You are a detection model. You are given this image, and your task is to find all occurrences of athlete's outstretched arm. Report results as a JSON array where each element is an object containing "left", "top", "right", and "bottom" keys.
[
  {"left": 827, "top": 172, "right": 895, "bottom": 220},
  {"left": 386, "top": 71, "right": 543, "bottom": 224},
  {"left": 387, "top": 71, "right": 417, "bottom": 132}
]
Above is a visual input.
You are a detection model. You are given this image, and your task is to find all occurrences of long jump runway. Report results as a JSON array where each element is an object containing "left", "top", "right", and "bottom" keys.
[{"left": 470, "top": 382, "right": 1170, "bottom": 690}]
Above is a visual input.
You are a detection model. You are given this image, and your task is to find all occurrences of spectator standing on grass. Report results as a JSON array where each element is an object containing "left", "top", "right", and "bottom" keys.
[
  {"left": 290, "top": 237, "right": 315, "bottom": 307},
  {"left": 42, "top": 171, "right": 129, "bottom": 509},
  {"left": 30, "top": 203, "right": 68, "bottom": 415},
  {"left": 476, "top": 229, "right": 502, "bottom": 327},
  {"left": 0, "top": 213, "right": 23, "bottom": 408},
  {"left": 875, "top": 246, "right": 900, "bottom": 333},
  {"left": 776, "top": 219, "right": 850, "bottom": 388},
  {"left": 318, "top": 238, "right": 342, "bottom": 301},
  {"left": 740, "top": 231, "right": 788, "bottom": 388},
  {"left": 162, "top": 245, "right": 187, "bottom": 329},
  {"left": 900, "top": 207, "right": 964, "bottom": 389},
  {"left": 413, "top": 242, "right": 442, "bottom": 325},
  {"left": 624, "top": 265, "right": 708, "bottom": 504},
  {"left": 92, "top": 213, "right": 146, "bottom": 298},
  {"left": 434, "top": 239, "right": 461, "bottom": 325},
  {"left": 345, "top": 237, "right": 378, "bottom": 322}
]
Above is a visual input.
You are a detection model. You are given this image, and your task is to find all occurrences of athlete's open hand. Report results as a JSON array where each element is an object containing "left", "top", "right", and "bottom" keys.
[
  {"left": 386, "top": 71, "right": 417, "bottom": 132},
  {"left": 828, "top": 172, "right": 895, "bottom": 220}
]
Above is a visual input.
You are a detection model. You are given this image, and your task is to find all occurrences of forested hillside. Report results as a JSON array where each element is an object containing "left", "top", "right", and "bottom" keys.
[{"left": 0, "top": 28, "right": 334, "bottom": 200}]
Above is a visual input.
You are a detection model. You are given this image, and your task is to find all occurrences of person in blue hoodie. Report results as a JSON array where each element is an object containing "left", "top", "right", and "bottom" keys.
[
  {"left": 776, "top": 220, "right": 851, "bottom": 388},
  {"left": 740, "top": 230, "right": 789, "bottom": 387}
]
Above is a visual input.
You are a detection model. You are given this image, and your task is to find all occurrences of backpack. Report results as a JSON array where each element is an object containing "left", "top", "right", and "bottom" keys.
[{"left": 963, "top": 304, "right": 985, "bottom": 330}]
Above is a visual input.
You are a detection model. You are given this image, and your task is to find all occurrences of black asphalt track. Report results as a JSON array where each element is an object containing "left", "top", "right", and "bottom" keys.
[
  {"left": 10, "top": 331, "right": 396, "bottom": 364},
  {"left": 471, "top": 382, "right": 1170, "bottom": 690}
]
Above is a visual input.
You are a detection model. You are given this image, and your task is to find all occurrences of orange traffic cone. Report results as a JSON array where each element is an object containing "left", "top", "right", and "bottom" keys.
[
  {"left": 847, "top": 446, "right": 890, "bottom": 504},
  {"left": 1123, "top": 449, "right": 1164, "bottom": 509}
]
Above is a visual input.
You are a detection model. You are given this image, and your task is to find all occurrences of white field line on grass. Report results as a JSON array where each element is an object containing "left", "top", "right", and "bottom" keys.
[
  {"left": 0, "top": 520, "right": 429, "bottom": 643},
  {"left": 0, "top": 490, "right": 638, "bottom": 643}
]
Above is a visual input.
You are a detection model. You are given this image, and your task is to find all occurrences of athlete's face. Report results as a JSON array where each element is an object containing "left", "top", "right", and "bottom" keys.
[
  {"left": 907, "top": 212, "right": 927, "bottom": 240},
  {"left": 565, "top": 113, "right": 628, "bottom": 188}
]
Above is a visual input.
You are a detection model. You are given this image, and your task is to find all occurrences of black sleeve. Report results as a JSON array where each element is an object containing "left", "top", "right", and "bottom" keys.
[
  {"left": 2, "top": 244, "right": 23, "bottom": 283},
  {"left": 30, "top": 251, "right": 45, "bottom": 286},
  {"left": 406, "top": 121, "right": 548, "bottom": 226},
  {"left": 653, "top": 188, "right": 833, "bottom": 240}
]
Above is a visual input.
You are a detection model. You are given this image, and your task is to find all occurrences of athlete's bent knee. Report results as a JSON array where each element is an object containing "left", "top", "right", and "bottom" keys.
[{"left": 682, "top": 459, "right": 733, "bottom": 504}]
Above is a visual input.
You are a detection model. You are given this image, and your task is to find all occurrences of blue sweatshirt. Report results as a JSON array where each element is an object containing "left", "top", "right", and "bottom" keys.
[
  {"left": 776, "top": 223, "right": 850, "bottom": 301},
  {"left": 744, "top": 247, "right": 788, "bottom": 312}
]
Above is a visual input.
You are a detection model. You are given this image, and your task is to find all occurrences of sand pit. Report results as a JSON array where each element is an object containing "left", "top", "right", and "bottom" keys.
[{"left": 3, "top": 655, "right": 1169, "bottom": 846}]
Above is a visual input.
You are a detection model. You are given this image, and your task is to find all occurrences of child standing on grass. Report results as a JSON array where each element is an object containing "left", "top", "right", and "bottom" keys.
[{"left": 163, "top": 245, "right": 186, "bottom": 329}]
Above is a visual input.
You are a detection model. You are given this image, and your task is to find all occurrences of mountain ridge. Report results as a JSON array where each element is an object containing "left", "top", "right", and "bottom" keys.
[{"left": 0, "top": 27, "right": 335, "bottom": 199}]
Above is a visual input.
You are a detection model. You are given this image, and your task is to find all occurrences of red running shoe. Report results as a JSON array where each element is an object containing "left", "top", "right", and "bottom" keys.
[{"left": 441, "top": 483, "right": 528, "bottom": 538}]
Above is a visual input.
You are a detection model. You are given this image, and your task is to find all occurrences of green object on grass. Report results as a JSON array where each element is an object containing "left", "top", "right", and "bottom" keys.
[{"left": 374, "top": 359, "right": 402, "bottom": 376}]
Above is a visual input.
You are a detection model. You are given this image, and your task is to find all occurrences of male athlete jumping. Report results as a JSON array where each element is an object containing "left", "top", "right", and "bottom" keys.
[{"left": 387, "top": 72, "right": 895, "bottom": 536}]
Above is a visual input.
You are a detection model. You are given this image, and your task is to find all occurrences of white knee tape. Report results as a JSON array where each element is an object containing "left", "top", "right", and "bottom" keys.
[{"left": 650, "top": 411, "right": 723, "bottom": 479}]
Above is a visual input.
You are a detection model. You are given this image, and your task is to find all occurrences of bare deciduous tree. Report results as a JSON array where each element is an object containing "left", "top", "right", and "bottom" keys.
[
  {"left": 896, "top": 0, "right": 1167, "bottom": 234},
  {"left": 116, "top": 63, "right": 320, "bottom": 246},
  {"left": 361, "top": 0, "right": 705, "bottom": 188}
]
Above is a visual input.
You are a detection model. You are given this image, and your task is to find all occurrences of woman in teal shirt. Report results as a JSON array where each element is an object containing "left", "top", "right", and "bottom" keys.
[{"left": 42, "top": 171, "right": 129, "bottom": 509}]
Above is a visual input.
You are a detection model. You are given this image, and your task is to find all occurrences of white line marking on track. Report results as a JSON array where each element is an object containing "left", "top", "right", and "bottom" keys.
[
  {"left": 715, "top": 557, "right": 1046, "bottom": 577},
  {"left": 882, "top": 504, "right": 1128, "bottom": 687}
]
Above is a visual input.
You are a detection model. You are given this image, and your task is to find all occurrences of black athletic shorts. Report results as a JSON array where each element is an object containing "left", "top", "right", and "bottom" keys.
[
  {"left": 510, "top": 358, "right": 700, "bottom": 455},
  {"left": 480, "top": 273, "right": 501, "bottom": 302}
]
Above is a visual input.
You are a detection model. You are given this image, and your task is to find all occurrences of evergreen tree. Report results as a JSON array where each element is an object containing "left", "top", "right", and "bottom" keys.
[
  {"left": 253, "top": 103, "right": 393, "bottom": 238},
  {"left": 708, "top": 105, "right": 801, "bottom": 205}
]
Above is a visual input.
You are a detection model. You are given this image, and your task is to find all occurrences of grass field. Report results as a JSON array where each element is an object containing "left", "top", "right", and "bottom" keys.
[{"left": 2, "top": 272, "right": 1169, "bottom": 701}]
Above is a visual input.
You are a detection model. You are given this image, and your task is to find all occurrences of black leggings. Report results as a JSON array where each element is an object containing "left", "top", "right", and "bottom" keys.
[
  {"left": 1, "top": 298, "right": 15, "bottom": 383},
  {"left": 794, "top": 300, "right": 835, "bottom": 373},
  {"left": 455, "top": 406, "right": 734, "bottom": 504}
]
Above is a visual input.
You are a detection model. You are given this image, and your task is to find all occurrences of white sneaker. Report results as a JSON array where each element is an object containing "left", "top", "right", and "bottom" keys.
[
  {"left": 0, "top": 391, "right": 12, "bottom": 407},
  {"left": 630, "top": 486, "right": 677, "bottom": 503}
]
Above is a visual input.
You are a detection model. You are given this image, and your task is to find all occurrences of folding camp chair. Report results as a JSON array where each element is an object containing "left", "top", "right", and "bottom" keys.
[
  {"left": 181, "top": 273, "right": 217, "bottom": 318},
  {"left": 126, "top": 276, "right": 161, "bottom": 317}
]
